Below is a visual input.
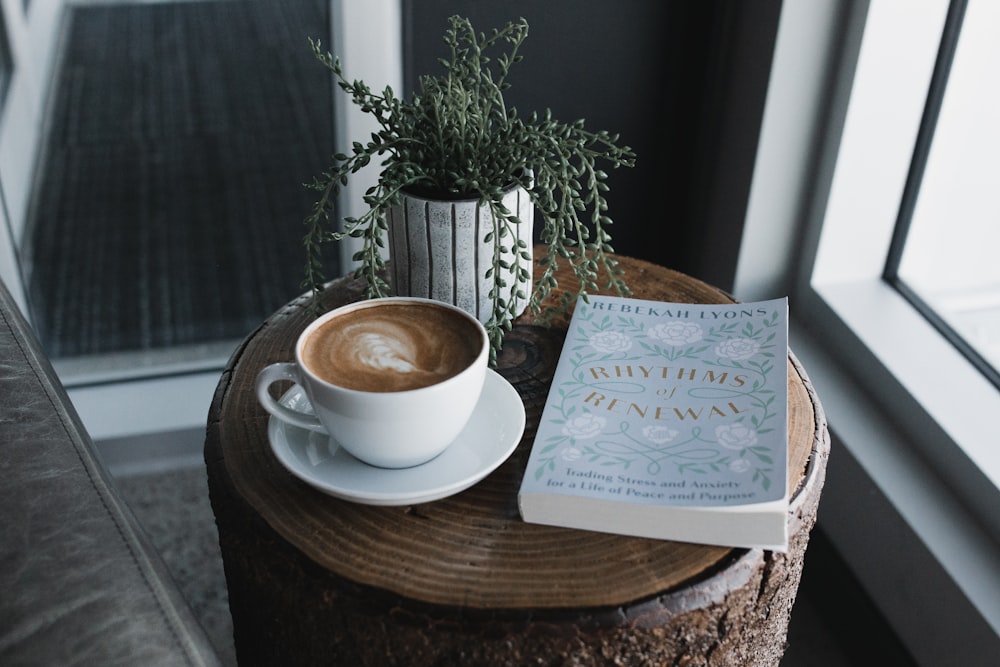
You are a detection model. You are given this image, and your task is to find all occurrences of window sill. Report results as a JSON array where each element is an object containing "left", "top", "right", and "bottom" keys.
[
  {"left": 810, "top": 278, "right": 1000, "bottom": 530},
  {"left": 791, "top": 311, "right": 1000, "bottom": 665}
]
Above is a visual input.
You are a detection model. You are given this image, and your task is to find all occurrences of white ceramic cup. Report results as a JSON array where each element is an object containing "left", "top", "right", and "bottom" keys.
[{"left": 256, "top": 297, "right": 489, "bottom": 468}]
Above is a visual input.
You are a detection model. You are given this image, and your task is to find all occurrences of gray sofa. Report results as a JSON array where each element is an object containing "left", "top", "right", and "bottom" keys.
[{"left": 0, "top": 278, "right": 222, "bottom": 667}]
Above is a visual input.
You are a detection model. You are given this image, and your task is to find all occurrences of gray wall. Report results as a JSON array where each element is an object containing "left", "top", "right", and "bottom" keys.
[{"left": 403, "top": 0, "right": 782, "bottom": 291}]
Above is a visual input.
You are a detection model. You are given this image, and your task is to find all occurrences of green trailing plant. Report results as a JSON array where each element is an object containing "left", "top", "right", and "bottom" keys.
[{"left": 302, "top": 15, "right": 636, "bottom": 362}]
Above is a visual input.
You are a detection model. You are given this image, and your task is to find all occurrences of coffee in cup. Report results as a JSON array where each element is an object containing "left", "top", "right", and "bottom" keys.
[
  {"left": 300, "top": 301, "right": 480, "bottom": 393},
  {"left": 256, "top": 297, "right": 488, "bottom": 469}
]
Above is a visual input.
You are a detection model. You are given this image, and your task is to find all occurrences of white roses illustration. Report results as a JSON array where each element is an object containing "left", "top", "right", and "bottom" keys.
[
  {"left": 715, "top": 423, "right": 759, "bottom": 450},
  {"left": 588, "top": 331, "right": 632, "bottom": 354},
  {"left": 561, "top": 413, "right": 606, "bottom": 440},
  {"left": 715, "top": 337, "right": 761, "bottom": 361},
  {"left": 729, "top": 458, "right": 752, "bottom": 473},
  {"left": 647, "top": 321, "right": 702, "bottom": 346},
  {"left": 560, "top": 446, "right": 582, "bottom": 462}
]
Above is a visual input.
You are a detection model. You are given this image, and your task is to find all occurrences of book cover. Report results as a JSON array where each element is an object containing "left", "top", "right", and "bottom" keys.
[{"left": 518, "top": 295, "right": 789, "bottom": 551}]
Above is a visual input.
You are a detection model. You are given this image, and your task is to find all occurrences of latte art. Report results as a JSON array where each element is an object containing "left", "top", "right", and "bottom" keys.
[
  {"left": 355, "top": 332, "right": 419, "bottom": 374},
  {"left": 302, "top": 302, "right": 482, "bottom": 392}
]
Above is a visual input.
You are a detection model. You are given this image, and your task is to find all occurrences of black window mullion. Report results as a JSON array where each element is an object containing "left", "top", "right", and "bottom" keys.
[{"left": 883, "top": 0, "right": 968, "bottom": 281}]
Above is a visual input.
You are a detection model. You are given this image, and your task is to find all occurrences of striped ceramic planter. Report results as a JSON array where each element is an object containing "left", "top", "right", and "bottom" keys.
[{"left": 386, "top": 185, "right": 534, "bottom": 324}]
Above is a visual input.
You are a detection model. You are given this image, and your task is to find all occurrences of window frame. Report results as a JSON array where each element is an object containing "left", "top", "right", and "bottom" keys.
[
  {"left": 881, "top": 0, "right": 1000, "bottom": 391},
  {"left": 737, "top": 0, "right": 1000, "bottom": 662}
]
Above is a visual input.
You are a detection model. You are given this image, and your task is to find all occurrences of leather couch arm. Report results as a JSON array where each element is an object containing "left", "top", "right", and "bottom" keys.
[{"left": 0, "top": 279, "right": 222, "bottom": 667}]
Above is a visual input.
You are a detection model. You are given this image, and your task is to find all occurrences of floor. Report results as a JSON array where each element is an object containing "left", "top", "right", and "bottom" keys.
[{"left": 115, "top": 461, "right": 917, "bottom": 666}]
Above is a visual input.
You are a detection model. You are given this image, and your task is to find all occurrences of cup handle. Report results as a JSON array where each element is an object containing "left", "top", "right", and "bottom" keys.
[{"left": 255, "top": 362, "right": 327, "bottom": 433}]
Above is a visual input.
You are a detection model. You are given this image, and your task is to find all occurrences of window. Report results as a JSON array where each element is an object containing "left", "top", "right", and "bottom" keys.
[
  {"left": 738, "top": 0, "right": 1000, "bottom": 663},
  {"left": 887, "top": 0, "right": 1000, "bottom": 388},
  {"left": 807, "top": 0, "right": 1000, "bottom": 525},
  {"left": 0, "top": 1, "right": 403, "bottom": 444}
]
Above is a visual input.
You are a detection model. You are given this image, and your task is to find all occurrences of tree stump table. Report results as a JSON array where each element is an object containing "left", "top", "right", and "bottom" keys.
[{"left": 205, "top": 252, "right": 829, "bottom": 666}]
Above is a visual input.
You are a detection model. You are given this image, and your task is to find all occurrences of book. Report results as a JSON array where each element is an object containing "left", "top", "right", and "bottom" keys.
[{"left": 518, "top": 295, "right": 789, "bottom": 551}]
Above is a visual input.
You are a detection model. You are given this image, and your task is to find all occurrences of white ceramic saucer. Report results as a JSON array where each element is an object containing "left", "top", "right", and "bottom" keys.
[{"left": 267, "top": 369, "right": 525, "bottom": 506}]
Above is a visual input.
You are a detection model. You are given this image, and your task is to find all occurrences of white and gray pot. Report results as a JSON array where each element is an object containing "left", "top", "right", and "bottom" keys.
[{"left": 386, "top": 184, "right": 534, "bottom": 324}]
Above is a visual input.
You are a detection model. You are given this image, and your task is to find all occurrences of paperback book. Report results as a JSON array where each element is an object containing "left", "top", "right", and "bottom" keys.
[{"left": 518, "top": 295, "right": 789, "bottom": 551}]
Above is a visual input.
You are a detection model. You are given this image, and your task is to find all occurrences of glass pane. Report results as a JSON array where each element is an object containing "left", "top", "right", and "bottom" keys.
[
  {"left": 24, "top": 0, "right": 335, "bottom": 381},
  {"left": 897, "top": 0, "right": 1000, "bottom": 374}
]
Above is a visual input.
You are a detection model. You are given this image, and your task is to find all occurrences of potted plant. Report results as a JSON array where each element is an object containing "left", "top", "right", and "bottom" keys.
[{"left": 302, "top": 15, "right": 635, "bottom": 362}]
